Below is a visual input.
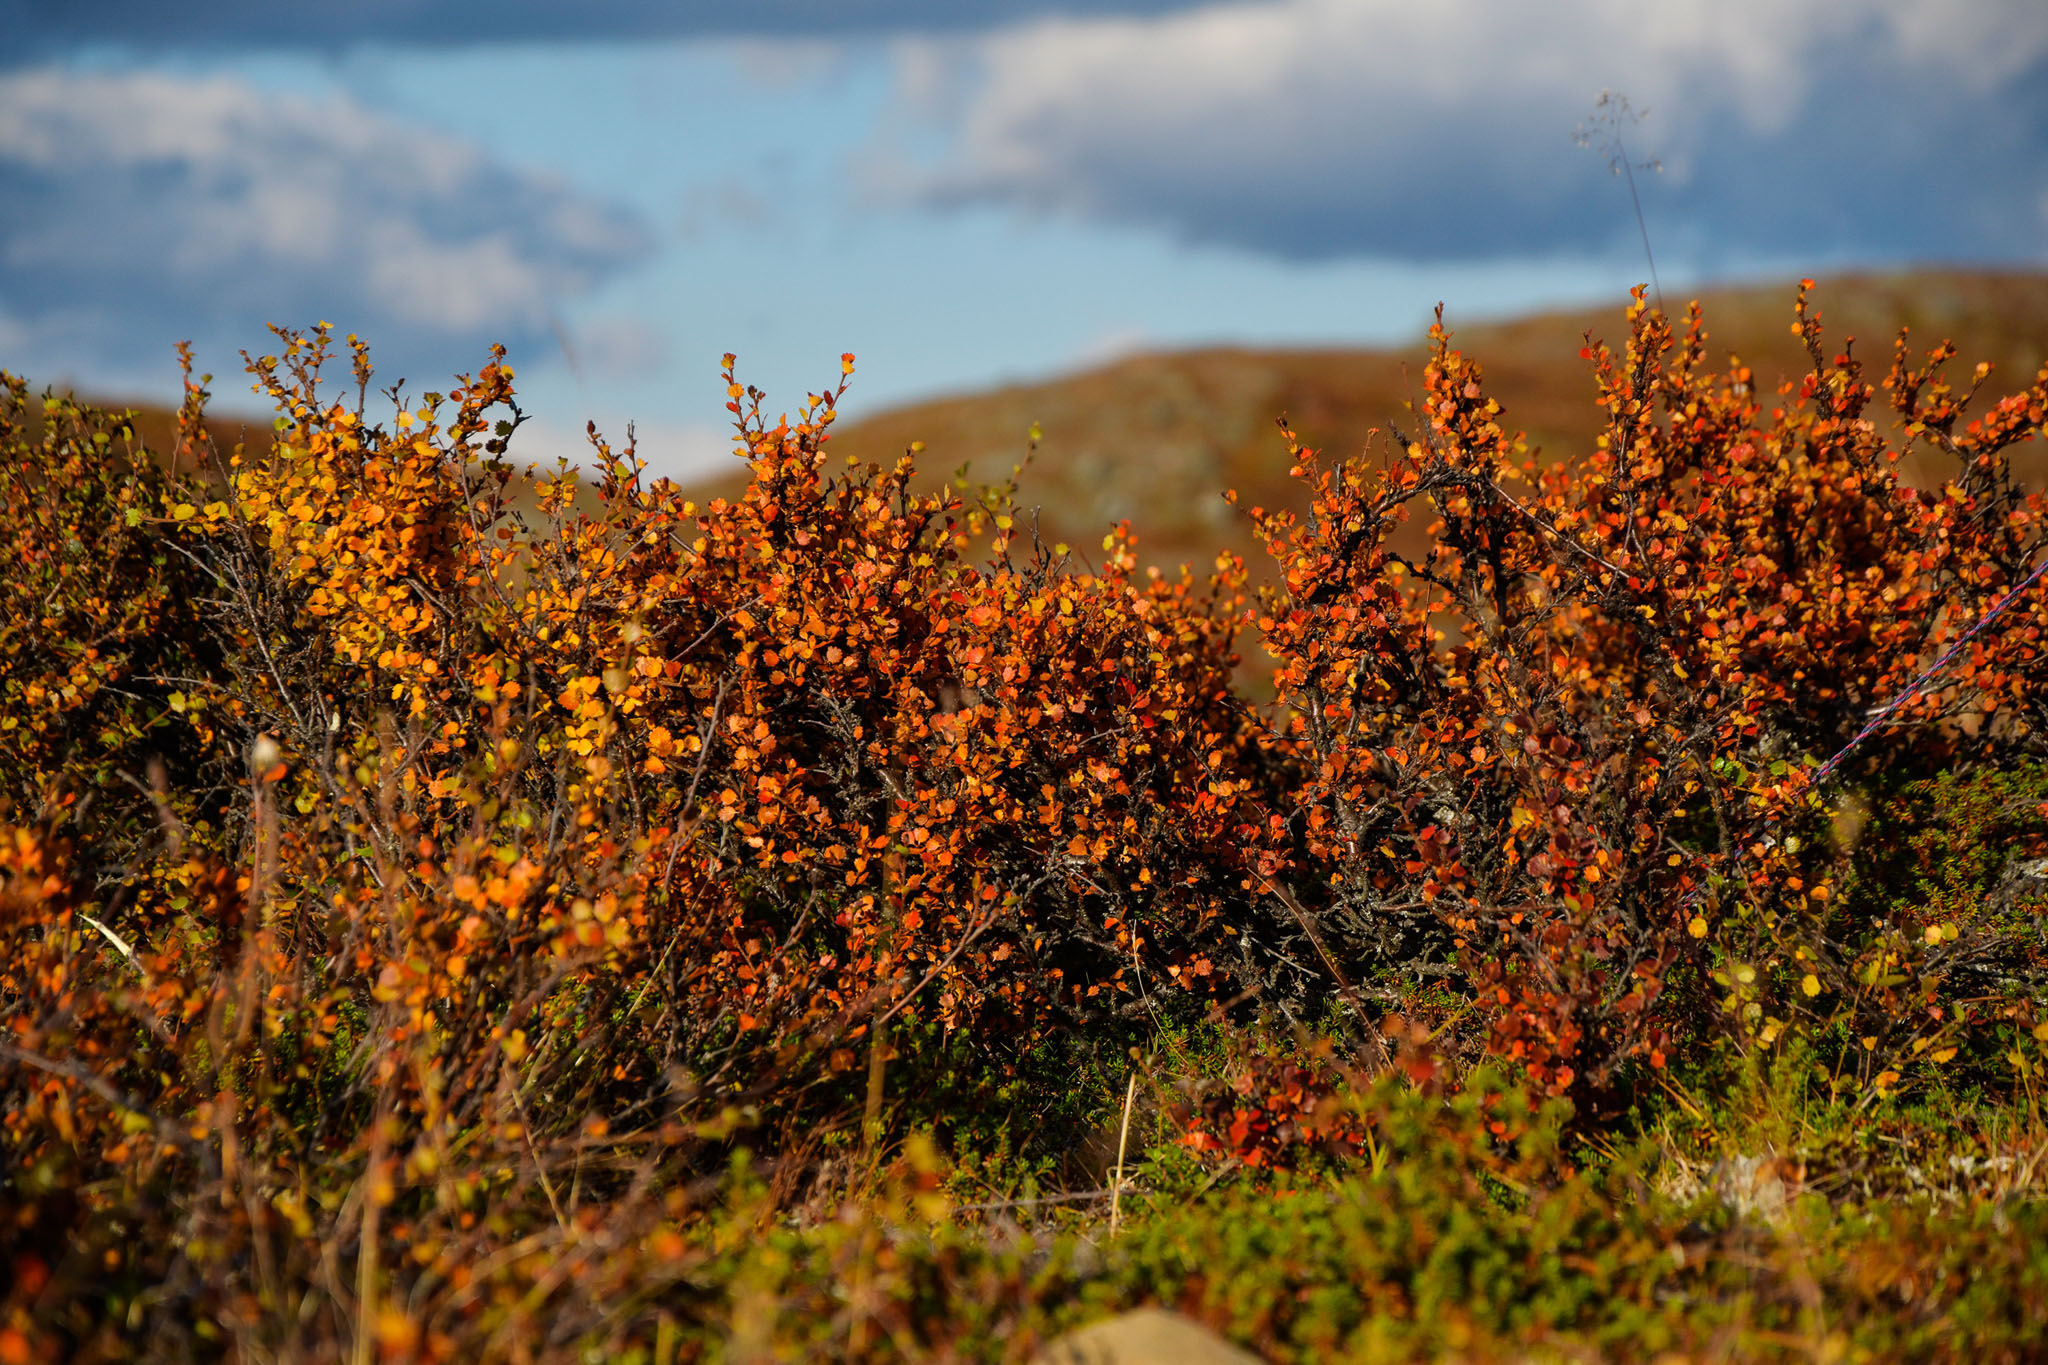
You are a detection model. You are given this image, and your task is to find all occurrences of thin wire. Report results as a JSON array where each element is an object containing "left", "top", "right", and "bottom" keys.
[
  {"left": 1489, "top": 479, "right": 2048, "bottom": 904},
  {"left": 1807, "top": 552, "right": 2048, "bottom": 790},
  {"left": 1614, "top": 130, "right": 1664, "bottom": 316},
  {"left": 1666, "top": 549, "right": 2048, "bottom": 917},
  {"left": 1491, "top": 461, "right": 2046, "bottom": 792}
]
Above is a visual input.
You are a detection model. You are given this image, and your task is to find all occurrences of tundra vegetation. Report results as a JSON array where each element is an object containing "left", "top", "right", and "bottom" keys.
[{"left": 3, "top": 284, "right": 2047, "bottom": 1362}]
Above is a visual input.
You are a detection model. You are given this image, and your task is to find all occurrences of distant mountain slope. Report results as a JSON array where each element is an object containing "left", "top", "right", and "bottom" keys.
[
  {"left": 24, "top": 270, "right": 2047, "bottom": 580},
  {"left": 9, "top": 386, "right": 596, "bottom": 518},
  {"left": 686, "top": 270, "right": 2048, "bottom": 576}
]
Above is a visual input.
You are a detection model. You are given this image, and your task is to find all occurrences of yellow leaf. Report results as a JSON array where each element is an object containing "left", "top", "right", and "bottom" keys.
[
  {"left": 1687, "top": 916, "right": 1708, "bottom": 939},
  {"left": 170, "top": 503, "right": 196, "bottom": 521},
  {"left": 1801, "top": 973, "right": 1821, "bottom": 997}
]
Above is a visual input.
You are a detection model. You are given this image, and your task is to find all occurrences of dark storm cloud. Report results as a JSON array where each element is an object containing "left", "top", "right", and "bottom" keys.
[
  {"left": 0, "top": 0, "right": 1203, "bottom": 58},
  {"left": 884, "top": 0, "right": 2048, "bottom": 267}
]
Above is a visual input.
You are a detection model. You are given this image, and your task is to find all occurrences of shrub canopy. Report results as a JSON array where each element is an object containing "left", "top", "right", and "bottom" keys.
[{"left": 4, "top": 287, "right": 2048, "bottom": 1360}]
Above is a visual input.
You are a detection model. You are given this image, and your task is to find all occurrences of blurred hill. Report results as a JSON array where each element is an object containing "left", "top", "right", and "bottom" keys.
[
  {"left": 19, "top": 270, "right": 2048, "bottom": 578},
  {"left": 8, "top": 387, "right": 597, "bottom": 518},
  {"left": 683, "top": 270, "right": 2048, "bottom": 577}
]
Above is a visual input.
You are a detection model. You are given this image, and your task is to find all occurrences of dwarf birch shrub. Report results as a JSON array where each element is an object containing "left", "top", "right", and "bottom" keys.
[{"left": 4, "top": 285, "right": 2048, "bottom": 1360}]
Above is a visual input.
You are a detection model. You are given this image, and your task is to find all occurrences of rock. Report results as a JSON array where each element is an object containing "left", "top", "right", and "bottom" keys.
[
  {"left": 1990, "top": 854, "right": 2048, "bottom": 912},
  {"left": 1711, "top": 1152, "right": 1804, "bottom": 1221},
  {"left": 1033, "top": 1308, "right": 1267, "bottom": 1365}
]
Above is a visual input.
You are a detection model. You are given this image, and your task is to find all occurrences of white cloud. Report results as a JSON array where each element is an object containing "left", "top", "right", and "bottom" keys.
[
  {"left": 881, "top": 0, "right": 2048, "bottom": 264},
  {"left": 677, "top": 177, "right": 777, "bottom": 241},
  {"left": 1069, "top": 324, "right": 1153, "bottom": 370},
  {"left": 514, "top": 415, "right": 736, "bottom": 483},
  {"left": 1875, "top": 0, "right": 2048, "bottom": 88},
  {"left": 572, "top": 317, "right": 672, "bottom": 380},
  {"left": 362, "top": 225, "right": 556, "bottom": 333},
  {"left": 0, "top": 67, "right": 649, "bottom": 394}
]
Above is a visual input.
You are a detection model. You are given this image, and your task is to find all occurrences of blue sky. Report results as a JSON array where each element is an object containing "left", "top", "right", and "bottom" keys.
[{"left": 3, "top": 1, "right": 2045, "bottom": 479}]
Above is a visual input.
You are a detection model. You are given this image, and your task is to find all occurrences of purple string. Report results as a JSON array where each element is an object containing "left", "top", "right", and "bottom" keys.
[
  {"left": 1673, "top": 549, "right": 2048, "bottom": 916},
  {"left": 1806, "top": 551, "right": 2048, "bottom": 790}
]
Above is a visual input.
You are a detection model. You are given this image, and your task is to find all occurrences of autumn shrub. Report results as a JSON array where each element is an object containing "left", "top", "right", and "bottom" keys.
[
  {"left": 4, "top": 281, "right": 2048, "bottom": 1360},
  {"left": 0, "top": 324, "right": 1297, "bottom": 1358},
  {"left": 0, "top": 372, "right": 225, "bottom": 877},
  {"left": 1239, "top": 284, "right": 2048, "bottom": 1114}
]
